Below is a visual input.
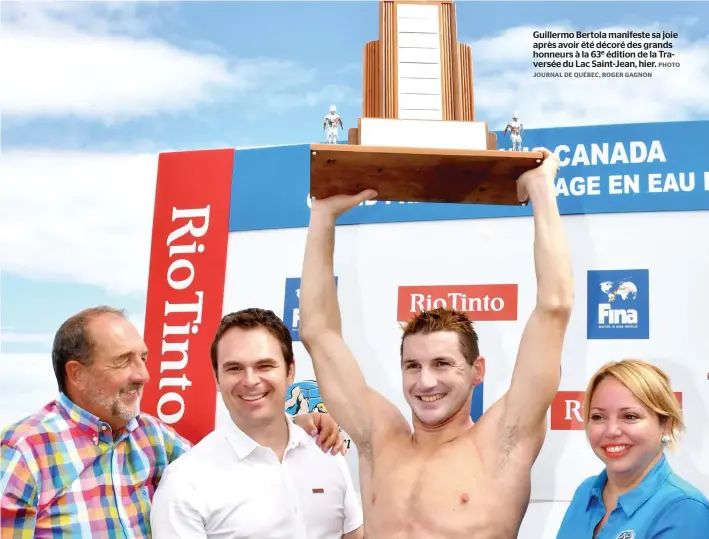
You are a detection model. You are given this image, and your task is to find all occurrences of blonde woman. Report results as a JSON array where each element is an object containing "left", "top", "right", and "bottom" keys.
[{"left": 556, "top": 359, "right": 709, "bottom": 539}]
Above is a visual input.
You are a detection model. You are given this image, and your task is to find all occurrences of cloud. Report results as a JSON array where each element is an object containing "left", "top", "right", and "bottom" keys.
[
  {"left": 0, "top": 144, "right": 298, "bottom": 296},
  {"left": 467, "top": 19, "right": 709, "bottom": 130},
  {"left": 0, "top": 149, "right": 158, "bottom": 295},
  {"left": 263, "top": 83, "right": 362, "bottom": 112},
  {"left": 0, "top": 1, "right": 165, "bottom": 38},
  {"left": 0, "top": 2, "right": 334, "bottom": 123}
]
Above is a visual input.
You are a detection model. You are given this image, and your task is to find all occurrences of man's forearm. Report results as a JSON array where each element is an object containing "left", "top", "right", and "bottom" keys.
[
  {"left": 300, "top": 210, "right": 342, "bottom": 337},
  {"left": 528, "top": 182, "right": 573, "bottom": 310}
]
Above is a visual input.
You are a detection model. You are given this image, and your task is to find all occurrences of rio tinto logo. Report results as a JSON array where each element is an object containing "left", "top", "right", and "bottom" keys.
[{"left": 396, "top": 284, "right": 518, "bottom": 322}]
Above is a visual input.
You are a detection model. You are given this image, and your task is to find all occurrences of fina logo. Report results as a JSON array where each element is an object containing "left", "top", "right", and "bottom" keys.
[{"left": 586, "top": 269, "right": 650, "bottom": 340}]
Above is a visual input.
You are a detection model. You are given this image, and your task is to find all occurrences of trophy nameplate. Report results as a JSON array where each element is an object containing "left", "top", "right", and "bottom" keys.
[{"left": 309, "top": 0, "right": 541, "bottom": 205}]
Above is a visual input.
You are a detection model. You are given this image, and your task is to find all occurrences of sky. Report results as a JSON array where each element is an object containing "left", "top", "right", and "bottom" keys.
[{"left": 1, "top": 0, "right": 708, "bottom": 427}]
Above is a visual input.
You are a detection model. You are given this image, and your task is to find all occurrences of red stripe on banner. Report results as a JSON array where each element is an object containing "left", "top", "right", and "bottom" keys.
[{"left": 142, "top": 149, "right": 234, "bottom": 444}]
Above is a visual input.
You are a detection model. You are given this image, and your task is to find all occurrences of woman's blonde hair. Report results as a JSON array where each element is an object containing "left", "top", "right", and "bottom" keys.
[{"left": 583, "top": 359, "right": 685, "bottom": 445}]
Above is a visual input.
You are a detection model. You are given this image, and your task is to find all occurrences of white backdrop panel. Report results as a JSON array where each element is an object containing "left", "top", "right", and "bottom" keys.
[{"left": 220, "top": 210, "right": 709, "bottom": 512}]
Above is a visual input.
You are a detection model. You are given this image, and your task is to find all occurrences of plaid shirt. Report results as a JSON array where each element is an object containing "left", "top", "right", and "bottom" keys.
[{"left": 1, "top": 393, "right": 192, "bottom": 538}]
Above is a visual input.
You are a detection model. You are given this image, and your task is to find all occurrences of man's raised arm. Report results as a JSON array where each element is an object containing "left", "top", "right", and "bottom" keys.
[
  {"left": 299, "top": 191, "right": 378, "bottom": 446},
  {"left": 503, "top": 148, "right": 574, "bottom": 453}
]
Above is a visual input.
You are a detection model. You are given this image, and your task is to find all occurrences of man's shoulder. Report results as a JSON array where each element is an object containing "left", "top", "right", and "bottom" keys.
[
  {"left": 1, "top": 400, "right": 65, "bottom": 451},
  {"left": 291, "top": 424, "right": 332, "bottom": 458},
  {"left": 153, "top": 431, "right": 222, "bottom": 497},
  {"left": 134, "top": 411, "right": 175, "bottom": 434},
  {"left": 291, "top": 426, "right": 352, "bottom": 476},
  {"left": 161, "top": 430, "right": 220, "bottom": 473},
  {"left": 134, "top": 413, "right": 191, "bottom": 443}
]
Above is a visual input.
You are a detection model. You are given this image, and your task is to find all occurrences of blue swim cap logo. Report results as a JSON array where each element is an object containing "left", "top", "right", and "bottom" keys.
[
  {"left": 616, "top": 531, "right": 635, "bottom": 539},
  {"left": 285, "top": 380, "right": 352, "bottom": 451},
  {"left": 285, "top": 380, "right": 328, "bottom": 416}
]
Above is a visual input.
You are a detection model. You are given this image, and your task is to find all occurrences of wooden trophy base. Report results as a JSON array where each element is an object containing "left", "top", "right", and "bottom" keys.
[{"left": 309, "top": 144, "right": 542, "bottom": 205}]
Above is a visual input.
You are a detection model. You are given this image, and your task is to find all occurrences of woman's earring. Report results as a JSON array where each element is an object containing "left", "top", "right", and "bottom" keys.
[{"left": 661, "top": 434, "right": 671, "bottom": 444}]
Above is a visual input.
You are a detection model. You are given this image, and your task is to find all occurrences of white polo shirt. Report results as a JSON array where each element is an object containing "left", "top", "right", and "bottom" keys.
[{"left": 150, "top": 414, "right": 363, "bottom": 539}]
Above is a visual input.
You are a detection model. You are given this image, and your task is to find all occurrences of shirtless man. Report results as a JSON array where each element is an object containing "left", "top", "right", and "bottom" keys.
[{"left": 299, "top": 147, "right": 573, "bottom": 539}]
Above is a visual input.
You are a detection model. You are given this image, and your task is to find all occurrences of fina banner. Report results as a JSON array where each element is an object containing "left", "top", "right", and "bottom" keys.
[{"left": 141, "top": 120, "right": 709, "bottom": 505}]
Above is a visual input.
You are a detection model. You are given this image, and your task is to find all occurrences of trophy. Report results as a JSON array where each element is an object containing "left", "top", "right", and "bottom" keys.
[
  {"left": 309, "top": 0, "right": 542, "bottom": 205},
  {"left": 504, "top": 112, "right": 524, "bottom": 151},
  {"left": 323, "top": 105, "right": 344, "bottom": 144}
]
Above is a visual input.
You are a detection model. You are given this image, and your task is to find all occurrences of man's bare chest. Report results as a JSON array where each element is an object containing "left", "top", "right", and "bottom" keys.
[{"left": 365, "top": 444, "right": 521, "bottom": 539}]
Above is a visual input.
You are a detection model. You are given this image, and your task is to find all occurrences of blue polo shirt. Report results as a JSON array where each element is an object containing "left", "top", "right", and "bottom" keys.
[{"left": 556, "top": 454, "right": 709, "bottom": 539}]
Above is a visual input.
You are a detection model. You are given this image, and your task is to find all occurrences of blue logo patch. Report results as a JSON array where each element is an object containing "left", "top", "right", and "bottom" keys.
[
  {"left": 286, "top": 380, "right": 354, "bottom": 450},
  {"left": 282, "top": 277, "right": 339, "bottom": 341},
  {"left": 285, "top": 380, "right": 328, "bottom": 416},
  {"left": 587, "top": 269, "right": 649, "bottom": 339}
]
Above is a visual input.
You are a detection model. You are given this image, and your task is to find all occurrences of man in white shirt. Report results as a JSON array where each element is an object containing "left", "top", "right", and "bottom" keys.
[{"left": 150, "top": 308, "right": 364, "bottom": 539}]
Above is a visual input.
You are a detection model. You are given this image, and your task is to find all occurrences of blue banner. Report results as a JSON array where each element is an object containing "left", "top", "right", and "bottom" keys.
[{"left": 229, "top": 120, "right": 709, "bottom": 232}]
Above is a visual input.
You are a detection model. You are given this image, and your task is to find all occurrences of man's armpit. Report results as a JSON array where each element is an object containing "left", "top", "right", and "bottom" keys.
[
  {"left": 498, "top": 423, "right": 521, "bottom": 470},
  {"left": 358, "top": 438, "right": 374, "bottom": 466}
]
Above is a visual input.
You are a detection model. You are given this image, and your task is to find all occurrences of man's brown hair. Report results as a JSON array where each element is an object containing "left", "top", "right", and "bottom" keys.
[
  {"left": 210, "top": 308, "right": 294, "bottom": 378},
  {"left": 400, "top": 308, "right": 480, "bottom": 365},
  {"left": 52, "top": 306, "right": 127, "bottom": 394}
]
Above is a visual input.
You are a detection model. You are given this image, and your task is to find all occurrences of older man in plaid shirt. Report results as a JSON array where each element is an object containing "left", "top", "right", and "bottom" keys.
[{"left": 0, "top": 306, "right": 345, "bottom": 538}]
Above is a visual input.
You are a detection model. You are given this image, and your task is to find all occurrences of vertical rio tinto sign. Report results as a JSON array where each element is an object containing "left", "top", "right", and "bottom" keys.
[{"left": 141, "top": 149, "right": 234, "bottom": 444}]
